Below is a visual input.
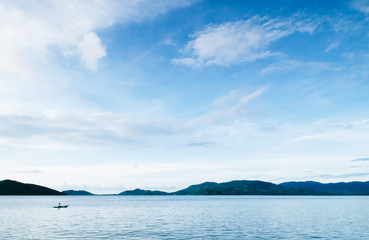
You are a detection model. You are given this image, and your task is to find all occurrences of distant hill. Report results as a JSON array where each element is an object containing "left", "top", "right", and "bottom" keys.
[
  {"left": 279, "top": 181, "right": 369, "bottom": 195},
  {"left": 63, "top": 190, "right": 94, "bottom": 195},
  {"left": 0, "top": 179, "right": 66, "bottom": 195},
  {"left": 119, "top": 188, "right": 169, "bottom": 195},
  {"left": 173, "top": 180, "right": 316, "bottom": 195},
  {"left": 4, "top": 179, "right": 369, "bottom": 196}
]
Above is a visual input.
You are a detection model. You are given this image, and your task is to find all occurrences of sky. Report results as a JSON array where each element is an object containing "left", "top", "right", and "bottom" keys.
[{"left": 1, "top": 0, "right": 369, "bottom": 194}]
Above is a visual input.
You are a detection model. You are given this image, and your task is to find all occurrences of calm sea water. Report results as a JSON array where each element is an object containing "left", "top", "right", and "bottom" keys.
[{"left": 0, "top": 195, "right": 368, "bottom": 239}]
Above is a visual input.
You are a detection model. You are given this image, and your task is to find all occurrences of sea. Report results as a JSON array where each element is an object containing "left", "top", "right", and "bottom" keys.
[{"left": 0, "top": 195, "right": 368, "bottom": 239}]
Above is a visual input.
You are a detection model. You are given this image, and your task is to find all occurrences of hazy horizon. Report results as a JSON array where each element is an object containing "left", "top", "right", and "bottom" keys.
[{"left": 1, "top": 0, "right": 369, "bottom": 194}]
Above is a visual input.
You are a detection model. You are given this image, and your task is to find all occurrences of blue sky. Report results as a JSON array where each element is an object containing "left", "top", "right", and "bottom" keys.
[{"left": 1, "top": 0, "right": 369, "bottom": 193}]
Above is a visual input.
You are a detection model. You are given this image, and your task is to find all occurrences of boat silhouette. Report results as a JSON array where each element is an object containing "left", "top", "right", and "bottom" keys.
[{"left": 54, "top": 204, "right": 68, "bottom": 208}]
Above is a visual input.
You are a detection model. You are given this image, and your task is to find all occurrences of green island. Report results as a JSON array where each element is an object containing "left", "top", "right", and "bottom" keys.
[
  {"left": 62, "top": 190, "right": 94, "bottom": 195},
  {"left": 0, "top": 179, "right": 65, "bottom": 195}
]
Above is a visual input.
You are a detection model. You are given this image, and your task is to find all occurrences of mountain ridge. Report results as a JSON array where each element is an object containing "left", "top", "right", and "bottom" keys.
[
  {"left": 279, "top": 181, "right": 369, "bottom": 195},
  {"left": 172, "top": 180, "right": 316, "bottom": 195},
  {"left": 119, "top": 188, "right": 169, "bottom": 195}
]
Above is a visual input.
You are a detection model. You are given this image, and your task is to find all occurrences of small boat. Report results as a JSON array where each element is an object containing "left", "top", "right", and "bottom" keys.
[{"left": 54, "top": 205, "right": 68, "bottom": 208}]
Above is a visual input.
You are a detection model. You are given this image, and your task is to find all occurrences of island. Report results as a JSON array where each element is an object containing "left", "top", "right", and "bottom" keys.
[
  {"left": 0, "top": 179, "right": 66, "bottom": 195},
  {"left": 279, "top": 181, "right": 369, "bottom": 195},
  {"left": 119, "top": 188, "right": 169, "bottom": 195},
  {"left": 172, "top": 180, "right": 316, "bottom": 195},
  {"left": 63, "top": 190, "right": 94, "bottom": 195}
]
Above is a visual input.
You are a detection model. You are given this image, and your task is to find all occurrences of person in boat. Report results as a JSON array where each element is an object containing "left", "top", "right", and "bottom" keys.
[{"left": 58, "top": 203, "right": 61, "bottom": 207}]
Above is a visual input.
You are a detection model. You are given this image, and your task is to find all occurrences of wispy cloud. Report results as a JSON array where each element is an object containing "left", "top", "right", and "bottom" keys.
[
  {"left": 0, "top": 87, "right": 267, "bottom": 150},
  {"left": 172, "top": 14, "right": 319, "bottom": 67},
  {"left": 260, "top": 59, "right": 339, "bottom": 75},
  {"left": 274, "top": 117, "right": 369, "bottom": 158},
  {"left": 326, "top": 40, "right": 340, "bottom": 52},
  {"left": 351, "top": 157, "right": 369, "bottom": 162},
  {"left": 185, "top": 87, "right": 267, "bottom": 127},
  {"left": 323, "top": 172, "right": 369, "bottom": 179},
  {"left": 14, "top": 170, "right": 42, "bottom": 174},
  {"left": 185, "top": 141, "right": 215, "bottom": 147}
]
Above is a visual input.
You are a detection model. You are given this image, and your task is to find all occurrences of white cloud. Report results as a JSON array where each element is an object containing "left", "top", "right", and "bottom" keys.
[
  {"left": 0, "top": 0, "right": 194, "bottom": 74},
  {"left": 0, "top": 0, "right": 197, "bottom": 134},
  {"left": 78, "top": 32, "right": 106, "bottom": 71},
  {"left": 173, "top": 15, "right": 319, "bottom": 67}
]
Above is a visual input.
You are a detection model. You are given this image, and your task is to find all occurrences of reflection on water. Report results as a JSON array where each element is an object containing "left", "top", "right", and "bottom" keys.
[{"left": 0, "top": 195, "right": 368, "bottom": 239}]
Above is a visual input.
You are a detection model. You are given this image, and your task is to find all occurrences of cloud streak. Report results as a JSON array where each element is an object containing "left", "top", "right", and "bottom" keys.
[
  {"left": 351, "top": 157, "right": 369, "bottom": 162},
  {"left": 14, "top": 170, "right": 42, "bottom": 174},
  {"left": 184, "top": 141, "right": 215, "bottom": 147}
]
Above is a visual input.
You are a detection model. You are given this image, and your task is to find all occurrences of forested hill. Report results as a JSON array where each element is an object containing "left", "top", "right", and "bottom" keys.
[
  {"left": 119, "top": 189, "right": 169, "bottom": 195},
  {"left": 173, "top": 180, "right": 316, "bottom": 195},
  {"left": 0, "top": 179, "right": 66, "bottom": 195},
  {"left": 63, "top": 190, "right": 94, "bottom": 195},
  {"left": 279, "top": 181, "right": 369, "bottom": 195}
]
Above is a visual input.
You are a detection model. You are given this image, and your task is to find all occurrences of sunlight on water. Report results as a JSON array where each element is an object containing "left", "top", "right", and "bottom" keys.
[{"left": 0, "top": 196, "right": 368, "bottom": 239}]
